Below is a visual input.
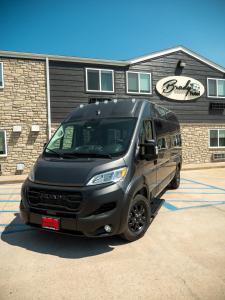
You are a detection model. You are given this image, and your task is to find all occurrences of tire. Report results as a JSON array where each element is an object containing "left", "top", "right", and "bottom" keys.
[
  {"left": 169, "top": 166, "right": 181, "bottom": 189},
  {"left": 120, "top": 194, "right": 151, "bottom": 242}
]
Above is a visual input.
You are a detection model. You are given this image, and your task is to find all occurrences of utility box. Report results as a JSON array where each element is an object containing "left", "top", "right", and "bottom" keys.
[
  {"left": 31, "top": 125, "right": 40, "bottom": 132},
  {"left": 13, "top": 125, "right": 22, "bottom": 133}
]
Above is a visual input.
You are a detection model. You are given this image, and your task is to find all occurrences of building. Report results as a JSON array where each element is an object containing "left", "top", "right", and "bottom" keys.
[{"left": 0, "top": 46, "right": 225, "bottom": 175}]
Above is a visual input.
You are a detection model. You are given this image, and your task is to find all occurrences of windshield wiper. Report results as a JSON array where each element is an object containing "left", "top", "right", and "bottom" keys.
[
  {"left": 65, "top": 152, "right": 112, "bottom": 159},
  {"left": 45, "top": 148, "right": 112, "bottom": 159},
  {"left": 45, "top": 148, "right": 65, "bottom": 158}
]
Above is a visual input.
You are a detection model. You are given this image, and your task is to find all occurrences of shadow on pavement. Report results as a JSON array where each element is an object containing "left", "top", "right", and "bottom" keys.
[{"left": 1, "top": 214, "right": 126, "bottom": 259}]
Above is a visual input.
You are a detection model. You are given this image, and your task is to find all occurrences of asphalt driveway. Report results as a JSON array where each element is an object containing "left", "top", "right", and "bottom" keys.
[{"left": 0, "top": 168, "right": 225, "bottom": 300}]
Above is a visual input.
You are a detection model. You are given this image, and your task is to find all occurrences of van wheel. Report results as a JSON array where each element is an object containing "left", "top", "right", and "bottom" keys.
[
  {"left": 169, "top": 166, "right": 180, "bottom": 189},
  {"left": 121, "top": 194, "right": 151, "bottom": 242}
]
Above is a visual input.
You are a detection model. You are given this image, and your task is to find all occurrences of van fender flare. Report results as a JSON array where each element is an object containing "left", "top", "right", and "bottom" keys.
[{"left": 118, "top": 176, "right": 150, "bottom": 234}]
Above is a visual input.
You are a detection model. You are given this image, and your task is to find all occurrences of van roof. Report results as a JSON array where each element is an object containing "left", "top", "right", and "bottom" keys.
[
  {"left": 63, "top": 98, "right": 178, "bottom": 123},
  {"left": 63, "top": 99, "right": 151, "bottom": 122}
]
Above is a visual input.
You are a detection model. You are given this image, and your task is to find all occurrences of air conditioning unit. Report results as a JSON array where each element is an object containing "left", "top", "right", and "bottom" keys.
[{"left": 212, "top": 153, "right": 225, "bottom": 161}]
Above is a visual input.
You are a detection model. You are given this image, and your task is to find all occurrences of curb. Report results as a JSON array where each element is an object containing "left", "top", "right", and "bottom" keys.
[
  {"left": 0, "top": 180, "right": 25, "bottom": 184},
  {"left": 182, "top": 165, "right": 225, "bottom": 171},
  {"left": 0, "top": 176, "right": 27, "bottom": 185}
]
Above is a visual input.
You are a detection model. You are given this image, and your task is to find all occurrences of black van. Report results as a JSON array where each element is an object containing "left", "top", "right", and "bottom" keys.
[{"left": 20, "top": 99, "right": 182, "bottom": 241}]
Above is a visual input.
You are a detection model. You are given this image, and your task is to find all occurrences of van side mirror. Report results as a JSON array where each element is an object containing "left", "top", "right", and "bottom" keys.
[
  {"left": 140, "top": 140, "right": 158, "bottom": 161},
  {"left": 43, "top": 142, "right": 47, "bottom": 149}
]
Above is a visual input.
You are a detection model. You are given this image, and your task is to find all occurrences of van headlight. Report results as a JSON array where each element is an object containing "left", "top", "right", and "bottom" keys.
[
  {"left": 28, "top": 167, "right": 35, "bottom": 182},
  {"left": 87, "top": 167, "right": 128, "bottom": 186}
]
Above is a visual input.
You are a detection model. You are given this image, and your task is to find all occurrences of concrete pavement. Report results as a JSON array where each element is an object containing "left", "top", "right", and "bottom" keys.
[{"left": 0, "top": 168, "right": 225, "bottom": 299}]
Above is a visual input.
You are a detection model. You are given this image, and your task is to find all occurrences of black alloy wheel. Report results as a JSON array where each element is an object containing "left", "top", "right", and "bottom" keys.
[
  {"left": 121, "top": 194, "right": 151, "bottom": 242},
  {"left": 128, "top": 201, "right": 147, "bottom": 234}
]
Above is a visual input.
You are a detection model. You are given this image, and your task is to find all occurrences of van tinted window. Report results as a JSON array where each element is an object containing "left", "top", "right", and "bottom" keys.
[{"left": 45, "top": 118, "right": 137, "bottom": 157}]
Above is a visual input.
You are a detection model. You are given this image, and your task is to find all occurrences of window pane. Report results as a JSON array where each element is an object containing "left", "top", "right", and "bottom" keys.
[
  {"left": 62, "top": 126, "right": 74, "bottom": 149},
  {"left": 210, "top": 130, "right": 218, "bottom": 147},
  {"left": 45, "top": 118, "right": 136, "bottom": 158},
  {"left": 128, "top": 73, "right": 138, "bottom": 92},
  {"left": 140, "top": 73, "right": 150, "bottom": 93},
  {"left": 87, "top": 70, "right": 99, "bottom": 91},
  {"left": 144, "top": 120, "right": 153, "bottom": 141},
  {"left": 0, "top": 64, "right": 2, "bottom": 87},
  {"left": 101, "top": 71, "right": 113, "bottom": 91},
  {"left": 218, "top": 80, "right": 225, "bottom": 97},
  {"left": 0, "top": 131, "right": 6, "bottom": 155},
  {"left": 208, "top": 79, "right": 217, "bottom": 96},
  {"left": 219, "top": 130, "right": 225, "bottom": 147},
  {"left": 158, "top": 137, "right": 166, "bottom": 149},
  {"left": 47, "top": 126, "right": 64, "bottom": 151}
]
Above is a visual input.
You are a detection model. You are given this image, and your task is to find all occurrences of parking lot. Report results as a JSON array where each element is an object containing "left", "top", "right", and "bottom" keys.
[{"left": 0, "top": 168, "right": 225, "bottom": 300}]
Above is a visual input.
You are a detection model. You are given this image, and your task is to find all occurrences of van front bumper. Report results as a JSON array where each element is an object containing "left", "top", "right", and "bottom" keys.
[{"left": 20, "top": 179, "right": 126, "bottom": 237}]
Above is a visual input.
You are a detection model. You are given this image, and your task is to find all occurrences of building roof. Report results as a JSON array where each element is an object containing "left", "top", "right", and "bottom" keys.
[
  {"left": 0, "top": 50, "right": 127, "bottom": 66},
  {"left": 0, "top": 46, "right": 224, "bottom": 73}
]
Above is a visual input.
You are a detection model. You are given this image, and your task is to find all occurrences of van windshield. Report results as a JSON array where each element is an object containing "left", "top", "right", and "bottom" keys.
[{"left": 44, "top": 118, "right": 137, "bottom": 158}]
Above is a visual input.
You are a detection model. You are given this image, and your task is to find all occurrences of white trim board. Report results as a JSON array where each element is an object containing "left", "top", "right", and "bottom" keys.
[{"left": 0, "top": 62, "right": 4, "bottom": 88}]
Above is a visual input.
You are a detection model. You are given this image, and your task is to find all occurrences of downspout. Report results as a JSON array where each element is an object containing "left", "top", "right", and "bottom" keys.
[{"left": 45, "top": 57, "right": 51, "bottom": 140}]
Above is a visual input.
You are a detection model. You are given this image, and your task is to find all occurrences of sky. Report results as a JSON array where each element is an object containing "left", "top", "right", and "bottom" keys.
[{"left": 1, "top": 0, "right": 225, "bottom": 67}]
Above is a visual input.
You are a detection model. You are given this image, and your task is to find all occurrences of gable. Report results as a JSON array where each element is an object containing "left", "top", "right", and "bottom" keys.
[
  {"left": 129, "top": 50, "right": 225, "bottom": 79},
  {"left": 129, "top": 47, "right": 225, "bottom": 74}
]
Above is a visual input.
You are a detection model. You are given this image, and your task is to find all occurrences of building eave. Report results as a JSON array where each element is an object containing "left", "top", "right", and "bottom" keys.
[{"left": 0, "top": 50, "right": 128, "bottom": 66}]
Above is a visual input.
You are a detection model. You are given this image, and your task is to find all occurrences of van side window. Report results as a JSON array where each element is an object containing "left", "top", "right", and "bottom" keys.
[
  {"left": 157, "top": 137, "right": 167, "bottom": 150},
  {"left": 62, "top": 126, "right": 74, "bottom": 149},
  {"left": 144, "top": 120, "right": 153, "bottom": 141},
  {"left": 172, "top": 134, "right": 182, "bottom": 147},
  {"left": 138, "top": 120, "right": 153, "bottom": 156}
]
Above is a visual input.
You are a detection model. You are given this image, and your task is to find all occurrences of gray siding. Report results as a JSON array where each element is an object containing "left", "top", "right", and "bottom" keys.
[{"left": 49, "top": 51, "right": 225, "bottom": 123}]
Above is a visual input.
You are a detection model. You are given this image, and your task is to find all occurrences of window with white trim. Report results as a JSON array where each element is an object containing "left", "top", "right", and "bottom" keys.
[
  {"left": 0, "top": 63, "right": 4, "bottom": 88},
  {"left": 127, "top": 71, "right": 152, "bottom": 94},
  {"left": 207, "top": 78, "right": 225, "bottom": 98},
  {"left": 0, "top": 130, "right": 7, "bottom": 156},
  {"left": 86, "top": 68, "right": 114, "bottom": 92},
  {"left": 209, "top": 129, "right": 225, "bottom": 147}
]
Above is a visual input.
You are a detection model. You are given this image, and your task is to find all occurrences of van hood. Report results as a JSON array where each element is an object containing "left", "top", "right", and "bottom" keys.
[{"left": 32, "top": 156, "right": 126, "bottom": 187}]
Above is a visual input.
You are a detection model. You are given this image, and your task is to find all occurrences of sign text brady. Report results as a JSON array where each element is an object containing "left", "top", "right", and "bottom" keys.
[{"left": 156, "top": 76, "right": 205, "bottom": 101}]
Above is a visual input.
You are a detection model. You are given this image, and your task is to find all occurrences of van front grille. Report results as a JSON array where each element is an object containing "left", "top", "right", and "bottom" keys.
[{"left": 27, "top": 188, "right": 82, "bottom": 212}]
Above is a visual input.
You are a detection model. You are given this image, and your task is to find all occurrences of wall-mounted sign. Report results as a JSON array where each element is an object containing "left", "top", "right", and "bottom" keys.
[{"left": 156, "top": 76, "right": 205, "bottom": 101}]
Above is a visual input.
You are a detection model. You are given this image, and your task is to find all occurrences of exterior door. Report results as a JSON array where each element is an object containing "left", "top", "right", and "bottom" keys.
[
  {"left": 138, "top": 119, "right": 157, "bottom": 198},
  {"left": 154, "top": 118, "right": 171, "bottom": 194}
]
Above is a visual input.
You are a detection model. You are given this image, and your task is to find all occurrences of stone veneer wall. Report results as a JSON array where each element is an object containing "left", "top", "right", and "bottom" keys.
[
  {"left": 0, "top": 58, "right": 48, "bottom": 175},
  {"left": 181, "top": 123, "right": 225, "bottom": 164}
]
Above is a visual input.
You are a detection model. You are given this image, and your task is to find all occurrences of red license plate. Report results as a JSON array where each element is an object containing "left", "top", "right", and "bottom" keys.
[{"left": 41, "top": 216, "right": 60, "bottom": 230}]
